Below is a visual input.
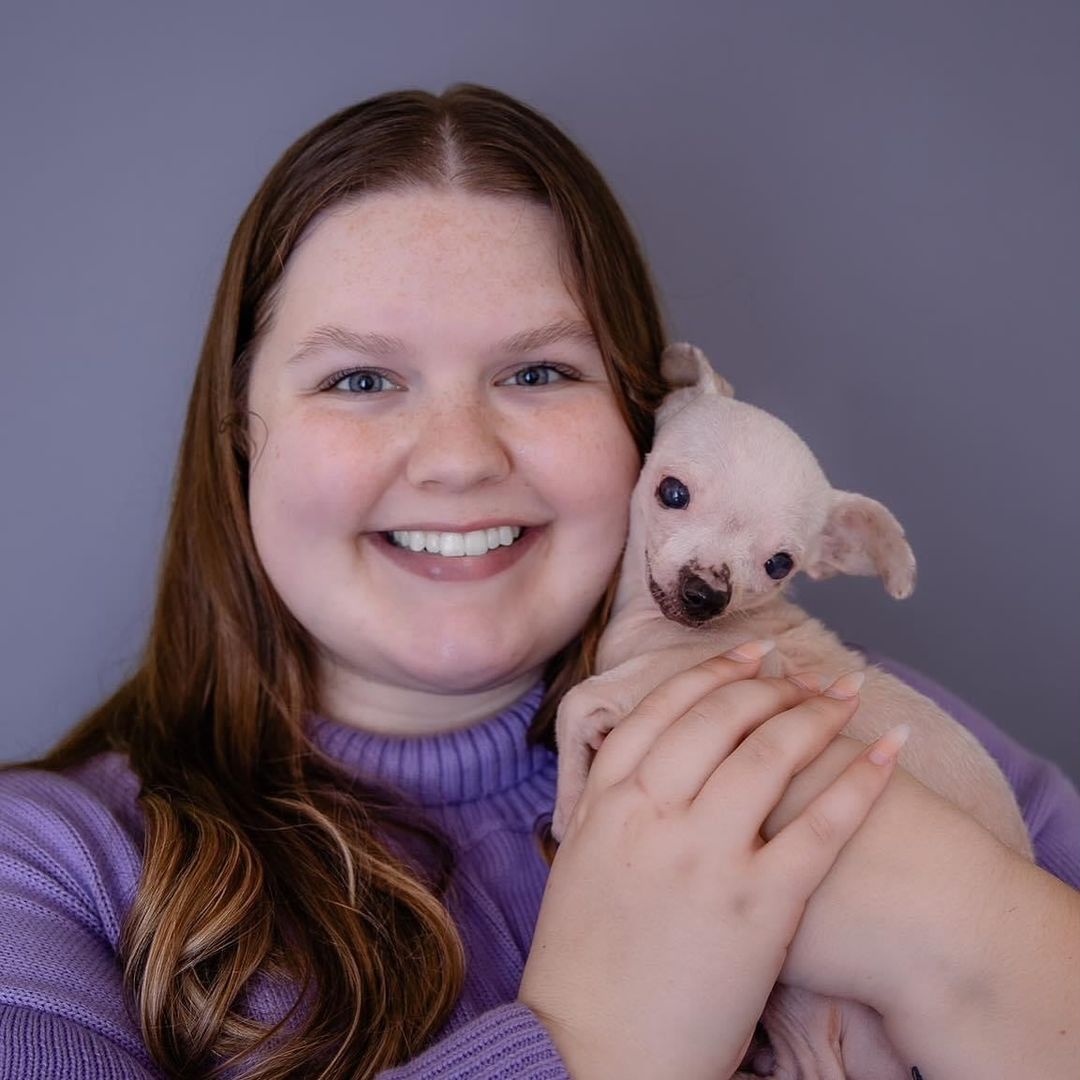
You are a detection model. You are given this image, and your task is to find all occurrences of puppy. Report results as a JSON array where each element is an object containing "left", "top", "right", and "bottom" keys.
[{"left": 551, "top": 343, "right": 1032, "bottom": 1079}]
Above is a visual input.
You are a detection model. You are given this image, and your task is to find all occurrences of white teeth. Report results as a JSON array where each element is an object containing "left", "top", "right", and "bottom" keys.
[
  {"left": 442, "top": 533, "right": 466, "bottom": 556},
  {"left": 464, "top": 531, "right": 488, "bottom": 556},
  {"left": 390, "top": 526, "right": 524, "bottom": 557}
]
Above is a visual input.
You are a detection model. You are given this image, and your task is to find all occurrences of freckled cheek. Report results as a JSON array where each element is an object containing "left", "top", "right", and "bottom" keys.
[
  {"left": 523, "top": 403, "right": 640, "bottom": 520},
  {"left": 249, "top": 417, "right": 388, "bottom": 537}
]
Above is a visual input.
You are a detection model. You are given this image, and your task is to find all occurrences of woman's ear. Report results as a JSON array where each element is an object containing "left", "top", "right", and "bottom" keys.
[{"left": 803, "top": 491, "right": 917, "bottom": 599}]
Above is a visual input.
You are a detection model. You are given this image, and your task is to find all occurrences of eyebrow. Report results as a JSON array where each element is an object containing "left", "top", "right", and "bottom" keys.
[{"left": 285, "top": 317, "right": 598, "bottom": 366}]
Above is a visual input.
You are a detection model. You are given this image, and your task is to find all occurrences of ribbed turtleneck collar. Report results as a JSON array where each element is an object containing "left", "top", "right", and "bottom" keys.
[{"left": 303, "top": 679, "right": 551, "bottom": 807}]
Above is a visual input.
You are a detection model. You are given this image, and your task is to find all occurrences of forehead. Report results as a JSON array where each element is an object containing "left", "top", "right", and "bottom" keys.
[{"left": 275, "top": 188, "right": 577, "bottom": 319}]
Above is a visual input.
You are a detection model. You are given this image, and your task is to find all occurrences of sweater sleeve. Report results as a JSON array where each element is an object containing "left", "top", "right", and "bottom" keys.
[
  {"left": 376, "top": 1003, "right": 569, "bottom": 1079},
  {"left": 0, "top": 768, "right": 164, "bottom": 1079},
  {"left": 0, "top": 765, "right": 570, "bottom": 1079},
  {"left": 859, "top": 649, "right": 1080, "bottom": 890}
]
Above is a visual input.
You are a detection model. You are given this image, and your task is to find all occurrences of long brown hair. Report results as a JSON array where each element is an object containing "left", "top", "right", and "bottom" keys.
[{"left": 2, "top": 84, "right": 668, "bottom": 1078}]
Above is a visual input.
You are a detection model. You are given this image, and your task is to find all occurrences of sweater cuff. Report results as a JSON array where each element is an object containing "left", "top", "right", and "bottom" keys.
[{"left": 378, "top": 1002, "right": 571, "bottom": 1079}]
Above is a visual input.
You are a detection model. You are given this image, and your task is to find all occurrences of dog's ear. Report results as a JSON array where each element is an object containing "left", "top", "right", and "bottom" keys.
[
  {"left": 656, "top": 343, "right": 734, "bottom": 428},
  {"left": 803, "top": 491, "right": 916, "bottom": 599},
  {"left": 661, "top": 342, "right": 734, "bottom": 397}
]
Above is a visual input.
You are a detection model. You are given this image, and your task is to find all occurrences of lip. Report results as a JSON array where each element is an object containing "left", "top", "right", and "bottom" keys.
[{"left": 370, "top": 524, "right": 544, "bottom": 582}]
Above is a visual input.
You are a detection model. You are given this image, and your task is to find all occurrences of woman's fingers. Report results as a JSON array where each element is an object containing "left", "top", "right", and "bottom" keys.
[
  {"left": 689, "top": 677, "right": 864, "bottom": 834},
  {"left": 625, "top": 676, "right": 849, "bottom": 819},
  {"left": 586, "top": 644, "right": 814, "bottom": 792},
  {"left": 756, "top": 723, "right": 911, "bottom": 894},
  {"left": 586, "top": 650, "right": 889, "bottom": 874}
]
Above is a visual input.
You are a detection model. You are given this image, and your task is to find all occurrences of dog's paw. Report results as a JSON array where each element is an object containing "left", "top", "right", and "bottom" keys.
[
  {"left": 552, "top": 698, "right": 623, "bottom": 842},
  {"left": 555, "top": 686, "right": 625, "bottom": 756},
  {"left": 583, "top": 706, "right": 617, "bottom": 750}
]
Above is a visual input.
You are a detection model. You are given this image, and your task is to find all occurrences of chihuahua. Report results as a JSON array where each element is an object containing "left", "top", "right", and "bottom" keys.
[{"left": 551, "top": 342, "right": 1032, "bottom": 1078}]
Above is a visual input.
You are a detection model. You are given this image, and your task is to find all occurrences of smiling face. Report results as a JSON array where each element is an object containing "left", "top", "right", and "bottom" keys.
[{"left": 244, "top": 188, "right": 641, "bottom": 733}]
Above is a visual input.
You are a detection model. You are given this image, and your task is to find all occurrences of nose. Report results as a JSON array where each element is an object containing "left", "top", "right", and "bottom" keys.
[
  {"left": 679, "top": 573, "right": 730, "bottom": 621},
  {"left": 404, "top": 398, "right": 512, "bottom": 490}
]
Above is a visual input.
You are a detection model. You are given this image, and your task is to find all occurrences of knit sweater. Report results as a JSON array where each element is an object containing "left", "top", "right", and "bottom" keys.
[{"left": 2, "top": 651, "right": 1078, "bottom": 1079}]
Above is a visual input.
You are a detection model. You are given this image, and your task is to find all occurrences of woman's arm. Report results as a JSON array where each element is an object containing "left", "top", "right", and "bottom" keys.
[
  {"left": 859, "top": 651, "right": 1080, "bottom": 1074},
  {"left": 885, "top": 844, "right": 1080, "bottom": 1079},
  {"left": 762, "top": 736, "right": 1080, "bottom": 1076},
  {"left": 0, "top": 769, "right": 167, "bottom": 1079}
]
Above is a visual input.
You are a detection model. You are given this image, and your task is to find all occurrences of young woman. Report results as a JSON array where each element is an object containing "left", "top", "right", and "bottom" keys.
[{"left": 1, "top": 84, "right": 1077, "bottom": 1080}]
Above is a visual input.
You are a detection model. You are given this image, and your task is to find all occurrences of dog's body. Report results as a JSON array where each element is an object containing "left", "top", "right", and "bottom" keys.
[{"left": 551, "top": 344, "right": 1032, "bottom": 1079}]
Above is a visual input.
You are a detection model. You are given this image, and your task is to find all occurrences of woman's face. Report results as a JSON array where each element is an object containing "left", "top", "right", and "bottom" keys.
[{"left": 245, "top": 188, "right": 641, "bottom": 733}]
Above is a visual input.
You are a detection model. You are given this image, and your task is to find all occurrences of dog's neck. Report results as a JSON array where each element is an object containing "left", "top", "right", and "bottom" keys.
[{"left": 603, "top": 500, "right": 812, "bottom": 673}]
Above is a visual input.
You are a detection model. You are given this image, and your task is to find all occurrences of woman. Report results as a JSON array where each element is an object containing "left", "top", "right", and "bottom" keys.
[{"left": 1, "top": 84, "right": 1077, "bottom": 1080}]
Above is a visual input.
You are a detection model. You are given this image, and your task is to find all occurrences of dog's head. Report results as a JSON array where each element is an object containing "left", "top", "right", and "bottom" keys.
[{"left": 637, "top": 343, "right": 916, "bottom": 627}]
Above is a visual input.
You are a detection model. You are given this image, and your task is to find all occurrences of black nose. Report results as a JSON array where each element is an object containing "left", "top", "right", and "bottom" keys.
[{"left": 680, "top": 574, "right": 730, "bottom": 620}]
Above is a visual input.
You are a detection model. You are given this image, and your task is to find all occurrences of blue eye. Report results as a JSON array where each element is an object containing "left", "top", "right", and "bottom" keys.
[
  {"left": 319, "top": 368, "right": 397, "bottom": 394},
  {"left": 507, "top": 363, "right": 578, "bottom": 387}
]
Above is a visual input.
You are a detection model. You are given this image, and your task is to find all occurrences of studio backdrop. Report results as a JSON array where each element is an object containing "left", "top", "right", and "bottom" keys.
[{"left": 1, "top": 0, "right": 1076, "bottom": 782}]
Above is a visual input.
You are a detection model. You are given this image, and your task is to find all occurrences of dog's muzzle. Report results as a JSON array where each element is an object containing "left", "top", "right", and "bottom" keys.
[
  {"left": 646, "top": 555, "right": 733, "bottom": 627},
  {"left": 680, "top": 573, "right": 730, "bottom": 622}
]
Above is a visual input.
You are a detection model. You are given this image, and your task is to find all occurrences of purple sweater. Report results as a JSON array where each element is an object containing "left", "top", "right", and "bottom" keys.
[{"left": 1, "top": 653, "right": 1078, "bottom": 1079}]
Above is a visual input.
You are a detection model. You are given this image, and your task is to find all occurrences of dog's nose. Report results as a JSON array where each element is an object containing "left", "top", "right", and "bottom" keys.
[{"left": 680, "top": 574, "right": 730, "bottom": 620}]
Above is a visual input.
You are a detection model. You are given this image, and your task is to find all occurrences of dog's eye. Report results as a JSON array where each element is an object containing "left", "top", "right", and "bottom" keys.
[
  {"left": 765, "top": 552, "right": 794, "bottom": 580},
  {"left": 656, "top": 476, "right": 690, "bottom": 509}
]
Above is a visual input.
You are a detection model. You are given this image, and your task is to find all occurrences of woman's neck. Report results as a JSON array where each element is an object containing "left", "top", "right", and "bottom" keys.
[{"left": 315, "top": 665, "right": 545, "bottom": 737}]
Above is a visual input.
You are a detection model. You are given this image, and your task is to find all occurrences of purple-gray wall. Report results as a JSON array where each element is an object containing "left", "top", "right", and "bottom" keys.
[{"left": 2, "top": 2, "right": 1077, "bottom": 783}]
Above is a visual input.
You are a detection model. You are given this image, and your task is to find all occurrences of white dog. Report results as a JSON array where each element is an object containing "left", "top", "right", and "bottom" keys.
[{"left": 551, "top": 343, "right": 1033, "bottom": 1078}]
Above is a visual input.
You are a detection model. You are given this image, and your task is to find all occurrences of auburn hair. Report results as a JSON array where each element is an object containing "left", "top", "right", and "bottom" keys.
[{"left": 2, "top": 84, "right": 668, "bottom": 1078}]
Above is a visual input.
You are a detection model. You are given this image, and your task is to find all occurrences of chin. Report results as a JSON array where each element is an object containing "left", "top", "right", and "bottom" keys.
[{"left": 395, "top": 647, "right": 540, "bottom": 695}]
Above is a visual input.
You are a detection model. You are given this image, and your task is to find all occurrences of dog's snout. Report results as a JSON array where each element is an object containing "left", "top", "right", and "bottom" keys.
[{"left": 679, "top": 574, "right": 730, "bottom": 620}]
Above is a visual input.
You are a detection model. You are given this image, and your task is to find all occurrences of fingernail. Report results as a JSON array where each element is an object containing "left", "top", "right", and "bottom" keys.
[
  {"left": 868, "top": 722, "right": 911, "bottom": 765},
  {"left": 786, "top": 671, "right": 826, "bottom": 691},
  {"left": 722, "top": 639, "right": 776, "bottom": 662},
  {"left": 823, "top": 670, "right": 866, "bottom": 699}
]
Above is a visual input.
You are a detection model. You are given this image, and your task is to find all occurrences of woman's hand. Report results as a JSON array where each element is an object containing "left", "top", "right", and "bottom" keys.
[
  {"left": 762, "top": 737, "right": 1080, "bottom": 1077},
  {"left": 758, "top": 733, "right": 1020, "bottom": 1015},
  {"left": 518, "top": 647, "right": 909, "bottom": 1080}
]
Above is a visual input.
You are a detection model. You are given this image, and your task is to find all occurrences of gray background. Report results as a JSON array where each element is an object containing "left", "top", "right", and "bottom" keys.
[{"left": 2, "top": 1, "right": 1077, "bottom": 784}]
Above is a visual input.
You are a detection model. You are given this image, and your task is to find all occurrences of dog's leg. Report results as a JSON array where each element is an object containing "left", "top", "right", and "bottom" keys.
[
  {"left": 552, "top": 646, "right": 726, "bottom": 841},
  {"left": 552, "top": 667, "right": 644, "bottom": 843},
  {"left": 552, "top": 680, "right": 614, "bottom": 843}
]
